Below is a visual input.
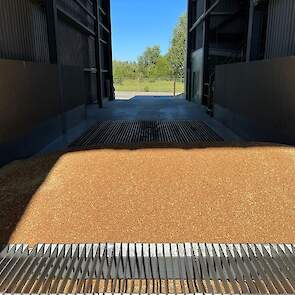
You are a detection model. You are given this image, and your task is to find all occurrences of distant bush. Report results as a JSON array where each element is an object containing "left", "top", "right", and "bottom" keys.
[
  {"left": 144, "top": 85, "right": 150, "bottom": 92},
  {"left": 114, "top": 77, "right": 124, "bottom": 85}
]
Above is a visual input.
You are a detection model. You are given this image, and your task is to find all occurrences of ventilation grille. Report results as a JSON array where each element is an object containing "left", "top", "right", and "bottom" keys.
[
  {"left": 0, "top": 243, "right": 295, "bottom": 294},
  {"left": 70, "top": 121, "right": 223, "bottom": 148}
]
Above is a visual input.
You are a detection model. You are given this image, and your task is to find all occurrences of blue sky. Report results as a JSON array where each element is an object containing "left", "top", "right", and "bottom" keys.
[{"left": 111, "top": 0, "right": 187, "bottom": 62}]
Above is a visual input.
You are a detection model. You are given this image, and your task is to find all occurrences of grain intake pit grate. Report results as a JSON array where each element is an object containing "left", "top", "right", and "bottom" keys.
[
  {"left": 0, "top": 243, "right": 295, "bottom": 294},
  {"left": 70, "top": 121, "right": 223, "bottom": 148}
]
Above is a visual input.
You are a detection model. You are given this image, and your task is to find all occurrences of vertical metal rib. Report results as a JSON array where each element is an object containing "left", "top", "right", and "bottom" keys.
[
  {"left": 56, "top": 244, "right": 80, "bottom": 293},
  {"left": 22, "top": 245, "right": 52, "bottom": 293},
  {"left": 13, "top": 245, "right": 45, "bottom": 293},
  {"left": 76, "top": 245, "right": 94, "bottom": 293},
  {"left": 204, "top": 243, "right": 222, "bottom": 294},
  {"left": 94, "top": 244, "right": 108, "bottom": 293},
  {"left": 239, "top": 244, "right": 268, "bottom": 294},
  {"left": 31, "top": 245, "right": 59, "bottom": 293},
  {"left": 0, "top": 245, "right": 28, "bottom": 290},
  {"left": 254, "top": 244, "right": 285, "bottom": 294},
  {"left": 40, "top": 245, "right": 66, "bottom": 293},
  {"left": 190, "top": 243, "right": 205, "bottom": 293},
  {"left": 217, "top": 244, "right": 240, "bottom": 294},
  {"left": 50, "top": 244, "right": 73, "bottom": 293},
  {"left": 211, "top": 244, "right": 231, "bottom": 294},
  {"left": 4, "top": 245, "right": 38, "bottom": 293},
  {"left": 233, "top": 244, "right": 258, "bottom": 294},
  {"left": 84, "top": 245, "right": 100, "bottom": 293},
  {"left": 112, "top": 243, "right": 123, "bottom": 294},
  {"left": 225, "top": 244, "right": 249, "bottom": 294},
  {"left": 0, "top": 243, "right": 294, "bottom": 294},
  {"left": 103, "top": 244, "right": 115, "bottom": 293},
  {"left": 261, "top": 244, "right": 294, "bottom": 293}
]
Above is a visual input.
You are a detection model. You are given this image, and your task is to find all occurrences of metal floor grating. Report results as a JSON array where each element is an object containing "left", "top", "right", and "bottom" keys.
[
  {"left": 0, "top": 243, "right": 295, "bottom": 294},
  {"left": 70, "top": 121, "right": 223, "bottom": 148}
]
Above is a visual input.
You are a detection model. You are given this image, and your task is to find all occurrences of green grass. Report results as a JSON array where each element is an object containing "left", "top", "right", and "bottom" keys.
[{"left": 114, "top": 79, "right": 184, "bottom": 93}]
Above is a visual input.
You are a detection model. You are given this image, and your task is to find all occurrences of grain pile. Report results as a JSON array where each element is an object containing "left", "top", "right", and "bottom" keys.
[{"left": 0, "top": 146, "right": 294, "bottom": 245}]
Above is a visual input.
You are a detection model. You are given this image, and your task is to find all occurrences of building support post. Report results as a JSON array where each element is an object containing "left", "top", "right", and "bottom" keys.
[
  {"left": 185, "top": 0, "right": 193, "bottom": 101},
  {"left": 45, "top": 0, "right": 66, "bottom": 133},
  {"left": 93, "top": 0, "right": 103, "bottom": 108},
  {"left": 106, "top": 0, "right": 115, "bottom": 100},
  {"left": 202, "top": 0, "right": 210, "bottom": 106},
  {"left": 246, "top": 0, "right": 255, "bottom": 62}
]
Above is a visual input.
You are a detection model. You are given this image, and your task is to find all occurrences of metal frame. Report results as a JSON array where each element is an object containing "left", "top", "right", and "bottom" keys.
[
  {"left": 94, "top": 0, "right": 103, "bottom": 108},
  {"left": 44, "top": 0, "right": 114, "bottom": 107},
  {"left": 0, "top": 243, "right": 294, "bottom": 294},
  {"left": 45, "top": 0, "right": 66, "bottom": 134},
  {"left": 189, "top": 0, "right": 221, "bottom": 32}
]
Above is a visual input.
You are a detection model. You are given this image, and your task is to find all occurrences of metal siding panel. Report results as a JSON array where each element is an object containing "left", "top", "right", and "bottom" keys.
[
  {"left": 0, "top": 0, "right": 50, "bottom": 63},
  {"left": 0, "top": 60, "right": 60, "bottom": 143},
  {"left": 215, "top": 57, "right": 295, "bottom": 144},
  {"left": 265, "top": 0, "right": 295, "bottom": 58}
]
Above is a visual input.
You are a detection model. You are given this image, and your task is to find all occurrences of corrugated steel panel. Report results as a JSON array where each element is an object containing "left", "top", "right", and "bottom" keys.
[
  {"left": 0, "top": 0, "right": 50, "bottom": 63},
  {"left": 265, "top": 0, "right": 295, "bottom": 59},
  {"left": 57, "top": 0, "right": 95, "bottom": 32},
  {"left": 57, "top": 18, "right": 93, "bottom": 67}
]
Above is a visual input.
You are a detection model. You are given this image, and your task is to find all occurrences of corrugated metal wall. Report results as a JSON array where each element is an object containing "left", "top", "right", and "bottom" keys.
[
  {"left": 0, "top": 0, "right": 50, "bottom": 63},
  {"left": 57, "top": 0, "right": 95, "bottom": 68},
  {"left": 0, "top": 0, "right": 100, "bottom": 101},
  {"left": 56, "top": 0, "right": 97, "bottom": 101},
  {"left": 265, "top": 0, "right": 295, "bottom": 59}
]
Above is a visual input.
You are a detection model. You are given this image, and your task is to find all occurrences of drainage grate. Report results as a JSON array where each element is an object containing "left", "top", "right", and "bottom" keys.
[
  {"left": 70, "top": 121, "right": 223, "bottom": 148},
  {"left": 0, "top": 243, "right": 295, "bottom": 294}
]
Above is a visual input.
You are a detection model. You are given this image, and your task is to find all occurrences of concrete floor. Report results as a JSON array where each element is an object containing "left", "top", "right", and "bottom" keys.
[
  {"left": 41, "top": 96, "right": 240, "bottom": 154},
  {"left": 94, "top": 96, "right": 240, "bottom": 139}
]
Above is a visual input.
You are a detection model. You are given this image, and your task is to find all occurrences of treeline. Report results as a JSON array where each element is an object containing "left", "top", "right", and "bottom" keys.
[
  {"left": 113, "top": 46, "right": 171, "bottom": 83},
  {"left": 113, "top": 13, "right": 187, "bottom": 84}
]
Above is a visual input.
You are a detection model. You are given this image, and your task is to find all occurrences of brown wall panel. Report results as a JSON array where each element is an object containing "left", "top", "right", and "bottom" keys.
[
  {"left": 0, "top": 60, "right": 88, "bottom": 166},
  {"left": 61, "top": 65, "right": 86, "bottom": 111},
  {"left": 215, "top": 57, "right": 295, "bottom": 144},
  {"left": 0, "top": 59, "right": 60, "bottom": 144}
]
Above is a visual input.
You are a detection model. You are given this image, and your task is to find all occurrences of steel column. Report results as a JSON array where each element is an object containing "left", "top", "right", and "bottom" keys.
[
  {"left": 246, "top": 0, "right": 255, "bottom": 62},
  {"left": 106, "top": 0, "right": 115, "bottom": 100},
  {"left": 93, "top": 0, "right": 103, "bottom": 108},
  {"left": 45, "top": 0, "right": 59, "bottom": 64},
  {"left": 45, "top": 0, "right": 65, "bottom": 133}
]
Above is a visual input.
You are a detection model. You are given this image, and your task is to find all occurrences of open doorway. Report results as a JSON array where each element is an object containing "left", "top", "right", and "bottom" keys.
[{"left": 110, "top": 0, "right": 187, "bottom": 100}]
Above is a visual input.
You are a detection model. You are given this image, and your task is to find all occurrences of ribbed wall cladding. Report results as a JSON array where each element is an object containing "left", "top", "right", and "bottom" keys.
[
  {"left": 0, "top": 0, "right": 50, "bottom": 63},
  {"left": 265, "top": 0, "right": 295, "bottom": 59}
]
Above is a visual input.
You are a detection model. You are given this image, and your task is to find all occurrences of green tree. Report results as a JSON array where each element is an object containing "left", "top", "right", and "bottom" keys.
[
  {"left": 168, "top": 13, "right": 187, "bottom": 80},
  {"left": 113, "top": 60, "right": 138, "bottom": 83},
  {"left": 138, "top": 45, "right": 161, "bottom": 78},
  {"left": 150, "top": 55, "right": 171, "bottom": 79}
]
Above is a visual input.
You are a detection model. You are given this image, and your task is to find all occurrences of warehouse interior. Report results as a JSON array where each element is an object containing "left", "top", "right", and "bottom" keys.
[
  {"left": 0, "top": 0, "right": 295, "bottom": 166},
  {"left": 0, "top": 1, "right": 295, "bottom": 294},
  {"left": 186, "top": 0, "right": 295, "bottom": 143}
]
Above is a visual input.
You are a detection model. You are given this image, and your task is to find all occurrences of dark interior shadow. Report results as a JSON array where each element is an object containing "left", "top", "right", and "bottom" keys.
[{"left": 0, "top": 153, "right": 62, "bottom": 246}]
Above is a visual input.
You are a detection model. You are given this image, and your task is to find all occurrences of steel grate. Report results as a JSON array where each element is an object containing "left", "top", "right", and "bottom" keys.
[
  {"left": 0, "top": 243, "right": 295, "bottom": 294},
  {"left": 70, "top": 121, "right": 223, "bottom": 148}
]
